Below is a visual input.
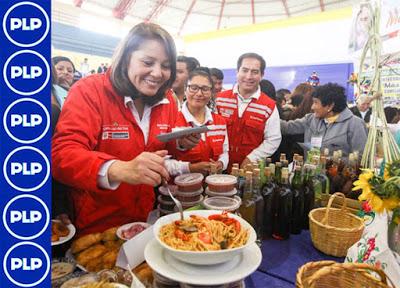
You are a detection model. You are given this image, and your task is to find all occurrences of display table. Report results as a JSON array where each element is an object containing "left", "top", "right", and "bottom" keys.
[{"left": 250, "top": 230, "right": 344, "bottom": 286}]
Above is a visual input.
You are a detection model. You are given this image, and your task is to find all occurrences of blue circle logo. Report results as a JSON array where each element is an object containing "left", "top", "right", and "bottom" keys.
[
  {"left": 3, "top": 146, "right": 50, "bottom": 192},
  {"left": 3, "top": 241, "right": 50, "bottom": 287},
  {"left": 3, "top": 50, "right": 50, "bottom": 96},
  {"left": 2, "top": 1, "right": 49, "bottom": 47},
  {"left": 3, "top": 195, "right": 49, "bottom": 240},
  {"left": 4, "top": 98, "right": 50, "bottom": 144}
]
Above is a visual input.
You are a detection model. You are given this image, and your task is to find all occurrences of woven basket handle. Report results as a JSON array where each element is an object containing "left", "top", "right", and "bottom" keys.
[
  {"left": 321, "top": 192, "right": 347, "bottom": 224},
  {"left": 307, "top": 262, "right": 390, "bottom": 288}
]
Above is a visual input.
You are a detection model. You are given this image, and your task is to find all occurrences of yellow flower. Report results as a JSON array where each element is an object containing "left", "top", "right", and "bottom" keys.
[
  {"left": 384, "top": 169, "right": 390, "bottom": 181},
  {"left": 359, "top": 192, "right": 400, "bottom": 213},
  {"left": 353, "top": 169, "right": 374, "bottom": 191}
]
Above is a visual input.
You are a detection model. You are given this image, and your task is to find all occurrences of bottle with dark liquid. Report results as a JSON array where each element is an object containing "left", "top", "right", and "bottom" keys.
[
  {"left": 290, "top": 165, "right": 305, "bottom": 234},
  {"left": 237, "top": 168, "right": 246, "bottom": 198},
  {"left": 262, "top": 167, "right": 276, "bottom": 238},
  {"left": 272, "top": 167, "right": 293, "bottom": 240},
  {"left": 302, "top": 164, "right": 314, "bottom": 229},
  {"left": 239, "top": 171, "right": 256, "bottom": 228},
  {"left": 252, "top": 168, "right": 265, "bottom": 245},
  {"left": 258, "top": 159, "right": 266, "bottom": 186}
]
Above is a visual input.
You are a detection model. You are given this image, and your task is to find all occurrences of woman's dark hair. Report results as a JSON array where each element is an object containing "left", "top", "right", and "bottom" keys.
[
  {"left": 291, "top": 94, "right": 303, "bottom": 107},
  {"left": 187, "top": 67, "right": 214, "bottom": 91},
  {"left": 110, "top": 22, "right": 176, "bottom": 106},
  {"left": 52, "top": 56, "right": 76, "bottom": 72},
  {"left": 384, "top": 107, "right": 398, "bottom": 123},
  {"left": 288, "top": 83, "right": 314, "bottom": 120},
  {"left": 259, "top": 79, "right": 276, "bottom": 100},
  {"left": 312, "top": 83, "right": 347, "bottom": 113}
]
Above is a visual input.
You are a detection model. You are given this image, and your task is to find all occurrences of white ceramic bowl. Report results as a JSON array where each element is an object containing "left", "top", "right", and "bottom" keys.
[{"left": 153, "top": 210, "right": 256, "bottom": 265}]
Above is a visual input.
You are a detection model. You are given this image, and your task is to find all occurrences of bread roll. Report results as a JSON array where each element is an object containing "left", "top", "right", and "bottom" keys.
[
  {"left": 76, "top": 244, "right": 106, "bottom": 266},
  {"left": 71, "top": 233, "right": 102, "bottom": 254},
  {"left": 101, "top": 227, "right": 118, "bottom": 242}
]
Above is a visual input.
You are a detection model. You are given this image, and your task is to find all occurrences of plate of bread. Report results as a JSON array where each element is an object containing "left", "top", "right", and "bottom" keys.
[
  {"left": 66, "top": 226, "right": 124, "bottom": 272},
  {"left": 52, "top": 220, "right": 76, "bottom": 246}
]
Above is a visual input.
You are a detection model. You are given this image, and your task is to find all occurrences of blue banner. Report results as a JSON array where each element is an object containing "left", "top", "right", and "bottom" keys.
[{"left": 0, "top": 1, "right": 51, "bottom": 287}]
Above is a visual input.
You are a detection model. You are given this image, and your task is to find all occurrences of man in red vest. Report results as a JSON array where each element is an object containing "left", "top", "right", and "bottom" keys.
[{"left": 215, "top": 53, "right": 281, "bottom": 169}]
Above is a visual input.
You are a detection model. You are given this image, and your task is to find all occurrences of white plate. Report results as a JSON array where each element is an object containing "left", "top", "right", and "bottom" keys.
[
  {"left": 145, "top": 238, "right": 261, "bottom": 285},
  {"left": 116, "top": 222, "right": 150, "bottom": 241},
  {"left": 51, "top": 220, "right": 76, "bottom": 246}
]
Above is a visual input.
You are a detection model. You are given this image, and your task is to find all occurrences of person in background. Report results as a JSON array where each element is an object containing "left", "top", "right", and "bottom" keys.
[
  {"left": 210, "top": 68, "right": 224, "bottom": 93},
  {"left": 172, "top": 56, "right": 199, "bottom": 109},
  {"left": 351, "top": 95, "right": 372, "bottom": 123},
  {"left": 80, "top": 57, "right": 90, "bottom": 77},
  {"left": 208, "top": 68, "right": 224, "bottom": 112},
  {"left": 216, "top": 52, "right": 281, "bottom": 169},
  {"left": 275, "top": 88, "right": 291, "bottom": 119},
  {"left": 171, "top": 68, "right": 228, "bottom": 175},
  {"left": 52, "top": 23, "right": 200, "bottom": 235},
  {"left": 280, "top": 83, "right": 367, "bottom": 159},
  {"left": 287, "top": 83, "right": 314, "bottom": 120},
  {"left": 259, "top": 79, "right": 276, "bottom": 101},
  {"left": 97, "top": 63, "right": 104, "bottom": 74},
  {"left": 52, "top": 56, "right": 75, "bottom": 91},
  {"left": 281, "top": 83, "right": 315, "bottom": 161},
  {"left": 51, "top": 62, "right": 69, "bottom": 109}
]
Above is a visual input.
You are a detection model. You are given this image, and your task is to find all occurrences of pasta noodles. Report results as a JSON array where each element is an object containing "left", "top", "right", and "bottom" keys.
[{"left": 159, "top": 213, "right": 249, "bottom": 251}]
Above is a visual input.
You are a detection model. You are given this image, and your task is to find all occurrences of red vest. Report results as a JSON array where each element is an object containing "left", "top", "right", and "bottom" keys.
[
  {"left": 52, "top": 73, "right": 178, "bottom": 235},
  {"left": 216, "top": 90, "right": 275, "bottom": 168},
  {"left": 172, "top": 112, "right": 227, "bottom": 164}
]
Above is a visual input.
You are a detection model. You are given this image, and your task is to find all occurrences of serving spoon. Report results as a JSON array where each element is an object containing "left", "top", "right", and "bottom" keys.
[{"left": 162, "top": 179, "right": 184, "bottom": 221}]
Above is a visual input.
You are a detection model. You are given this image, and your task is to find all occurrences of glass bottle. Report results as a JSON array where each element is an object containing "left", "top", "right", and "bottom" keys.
[
  {"left": 237, "top": 168, "right": 246, "bottom": 198},
  {"left": 290, "top": 165, "right": 305, "bottom": 234},
  {"left": 231, "top": 167, "right": 239, "bottom": 190},
  {"left": 309, "top": 163, "right": 323, "bottom": 207},
  {"left": 274, "top": 162, "right": 282, "bottom": 183},
  {"left": 252, "top": 168, "right": 265, "bottom": 245},
  {"left": 280, "top": 153, "right": 286, "bottom": 163},
  {"left": 266, "top": 157, "right": 272, "bottom": 168},
  {"left": 272, "top": 167, "right": 292, "bottom": 240},
  {"left": 302, "top": 164, "right": 314, "bottom": 229},
  {"left": 239, "top": 171, "right": 256, "bottom": 228},
  {"left": 262, "top": 167, "right": 276, "bottom": 238},
  {"left": 258, "top": 159, "right": 266, "bottom": 186}
]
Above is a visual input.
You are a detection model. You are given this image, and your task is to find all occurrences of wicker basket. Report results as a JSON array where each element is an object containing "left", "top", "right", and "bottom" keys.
[
  {"left": 309, "top": 192, "right": 364, "bottom": 257},
  {"left": 296, "top": 261, "right": 392, "bottom": 288}
]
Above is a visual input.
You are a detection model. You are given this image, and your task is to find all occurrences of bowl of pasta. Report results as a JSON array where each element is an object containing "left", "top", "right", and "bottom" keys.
[{"left": 153, "top": 210, "right": 256, "bottom": 265}]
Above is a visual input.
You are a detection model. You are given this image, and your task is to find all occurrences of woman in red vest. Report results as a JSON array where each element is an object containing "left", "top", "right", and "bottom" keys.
[
  {"left": 52, "top": 23, "right": 199, "bottom": 235},
  {"left": 172, "top": 68, "right": 229, "bottom": 175}
]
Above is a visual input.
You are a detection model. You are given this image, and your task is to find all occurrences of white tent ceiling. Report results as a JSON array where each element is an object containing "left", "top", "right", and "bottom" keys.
[{"left": 53, "top": 0, "right": 356, "bottom": 37}]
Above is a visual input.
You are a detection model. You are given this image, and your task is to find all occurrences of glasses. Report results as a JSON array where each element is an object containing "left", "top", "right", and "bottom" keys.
[{"left": 188, "top": 84, "right": 212, "bottom": 94}]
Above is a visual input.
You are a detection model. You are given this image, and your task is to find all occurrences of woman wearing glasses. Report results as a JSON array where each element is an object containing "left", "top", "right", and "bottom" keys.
[{"left": 172, "top": 68, "right": 229, "bottom": 175}]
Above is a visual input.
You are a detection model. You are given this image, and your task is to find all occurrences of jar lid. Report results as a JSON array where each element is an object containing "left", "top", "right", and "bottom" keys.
[
  {"left": 157, "top": 204, "right": 175, "bottom": 214},
  {"left": 175, "top": 187, "right": 203, "bottom": 197},
  {"left": 174, "top": 173, "right": 204, "bottom": 186},
  {"left": 157, "top": 195, "right": 174, "bottom": 205},
  {"left": 205, "top": 187, "right": 237, "bottom": 197},
  {"left": 172, "top": 195, "right": 204, "bottom": 210},
  {"left": 202, "top": 196, "right": 241, "bottom": 211},
  {"left": 159, "top": 185, "right": 177, "bottom": 196},
  {"left": 205, "top": 174, "right": 237, "bottom": 186}
]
